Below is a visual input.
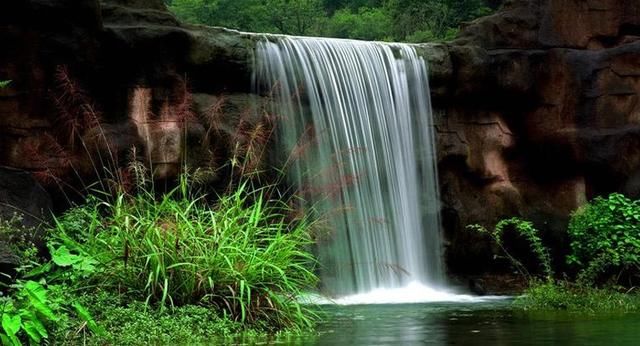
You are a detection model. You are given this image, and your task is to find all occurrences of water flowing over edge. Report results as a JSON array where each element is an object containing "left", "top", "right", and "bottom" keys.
[{"left": 254, "top": 34, "right": 458, "bottom": 299}]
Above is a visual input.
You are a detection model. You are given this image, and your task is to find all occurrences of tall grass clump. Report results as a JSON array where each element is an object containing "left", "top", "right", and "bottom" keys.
[{"left": 46, "top": 178, "right": 318, "bottom": 331}]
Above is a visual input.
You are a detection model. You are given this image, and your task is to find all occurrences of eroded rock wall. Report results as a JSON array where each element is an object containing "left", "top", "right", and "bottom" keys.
[
  {"left": 2, "top": 0, "right": 640, "bottom": 276},
  {"left": 438, "top": 0, "right": 640, "bottom": 274}
]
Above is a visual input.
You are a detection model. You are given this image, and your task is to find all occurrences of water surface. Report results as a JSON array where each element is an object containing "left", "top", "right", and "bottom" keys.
[{"left": 262, "top": 301, "right": 640, "bottom": 345}]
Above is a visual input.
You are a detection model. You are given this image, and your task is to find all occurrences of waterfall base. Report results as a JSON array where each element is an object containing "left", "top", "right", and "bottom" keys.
[{"left": 300, "top": 282, "right": 509, "bottom": 305}]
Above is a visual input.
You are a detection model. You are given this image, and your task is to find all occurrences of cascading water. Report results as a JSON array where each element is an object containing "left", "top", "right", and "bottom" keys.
[{"left": 255, "top": 36, "right": 445, "bottom": 300}]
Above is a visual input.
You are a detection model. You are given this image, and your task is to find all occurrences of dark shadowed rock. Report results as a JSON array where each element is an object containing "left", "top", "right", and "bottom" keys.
[
  {"left": 2, "top": 0, "right": 640, "bottom": 278},
  {"left": 0, "top": 167, "right": 52, "bottom": 282},
  {"left": 438, "top": 0, "right": 640, "bottom": 274},
  {"left": 0, "top": 166, "right": 52, "bottom": 228}
]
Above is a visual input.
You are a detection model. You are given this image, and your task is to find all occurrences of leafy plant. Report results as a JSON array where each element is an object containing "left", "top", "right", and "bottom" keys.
[
  {"left": 0, "top": 81, "right": 10, "bottom": 89},
  {"left": 47, "top": 179, "right": 319, "bottom": 330},
  {"left": 567, "top": 193, "right": 640, "bottom": 286},
  {"left": 0, "top": 281, "right": 58, "bottom": 345},
  {"left": 467, "top": 217, "right": 553, "bottom": 281}
]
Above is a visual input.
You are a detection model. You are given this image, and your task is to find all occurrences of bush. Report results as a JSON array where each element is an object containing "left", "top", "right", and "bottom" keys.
[
  {"left": 467, "top": 217, "right": 553, "bottom": 281},
  {"left": 46, "top": 180, "right": 318, "bottom": 331},
  {"left": 568, "top": 193, "right": 640, "bottom": 285}
]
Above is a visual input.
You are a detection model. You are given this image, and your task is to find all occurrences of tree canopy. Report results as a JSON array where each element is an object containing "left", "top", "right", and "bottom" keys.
[{"left": 165, "top": 0, "right": 499, "bottom": 42}]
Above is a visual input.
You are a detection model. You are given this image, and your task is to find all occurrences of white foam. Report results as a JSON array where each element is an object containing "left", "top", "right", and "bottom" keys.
[{"left": 300, "top": 281, "right": 510, "bottom": 305}]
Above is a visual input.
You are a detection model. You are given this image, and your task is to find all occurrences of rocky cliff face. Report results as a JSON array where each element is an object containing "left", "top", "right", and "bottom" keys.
[
  {"left": 1, "top": 0, "right": 255, "bottom": 191},
  {"left": 436, "top": 0, "right": 640, "bottom": 273},
  {"left": 2, "top": 0, "right": 640, "bottom": 276}
]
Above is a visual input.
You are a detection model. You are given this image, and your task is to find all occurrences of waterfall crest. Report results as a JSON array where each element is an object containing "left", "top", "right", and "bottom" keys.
[{"left": 255, "top": 36, "right": 444, "bottom": 297}]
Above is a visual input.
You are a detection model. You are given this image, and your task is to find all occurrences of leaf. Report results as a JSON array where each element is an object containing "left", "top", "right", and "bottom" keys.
[
  {"left": 2, "top": 314, "right": 21, "bottom": 336},
  {"left": 21, "top": 321, "right": 43, "bottom": 343},
  {"left": 0, "top": 332, "right": 21, "bottom": 346},
  {"left": 51, "top": 245, "right": 81, "bottom": 267},
  {"left": 22, "top": 263, "right": 52, "bottom": 279},
  {"left": 22, "top": 281, "right": 58, "bottom": 322},
  {"left": 73, "top": 303, "right": 105, "bottom": 336}
]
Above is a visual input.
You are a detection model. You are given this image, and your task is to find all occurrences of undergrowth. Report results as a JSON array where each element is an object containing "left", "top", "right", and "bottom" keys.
[
  {"left": 46, "top": 178, "right": 318, "bottom": 330},
  {"left": 514, "top": 281, "right": 640, "bottom": 313},
  {"left": 469, "top": 193, "right": 640, "bottom": 313},
  {"left": 1, "top": 67, "right": 323, "bottom": 345},
  {"left": 53, "top": 292, "right": 246, "bottom": 345}
]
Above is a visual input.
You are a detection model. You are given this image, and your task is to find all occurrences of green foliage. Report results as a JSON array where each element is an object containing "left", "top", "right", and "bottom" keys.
[
  {"left": 0, "top": 81, "right": 10, "bottom": 89},
  {"left": 567, "top": 193, "right": 640, "bottom": 285},
  {"left": 386, "top": 0, "right": 489, "bottom": 41},
  {"left": 467, "top": 217, "right": 553, "bottom": 281},
  {"left": 47, "top": 181, "right": 318, "bottom": 330},
  {"left": 54, "top": 292, "right": 247, "bottom": 345},
  {"left": 165, "top": 0, "right": 495, "bottom": 41},
  {"left": 0, "top": 281, "right": 59, "bottom": 345},
  {"left": 265, "top": 0, "right": 325, "bottom": 35},
  {"left": 405, "top": 28, "right": 459, "bottom": 43},
  {"left": 325, "top": 7, "right": 392, "bottom": 41},
  {"left": 168, "top": 0, "right": 324, "bottom": 35},
  {"left": 514, "top": 280, "right": 640, "bottom": 313},
  {"left": 0, "top": 214, "right": 40, "bottom": 274}
]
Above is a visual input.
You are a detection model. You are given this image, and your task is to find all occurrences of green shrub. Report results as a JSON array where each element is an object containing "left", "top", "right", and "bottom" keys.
[
  {"left": 468, "top": 217, "right": 553, "bottom": 281},
  {"left": 0, "top": 80, "right": 10, "bottom": 89},
  {"left": 46, "top": 181, "right": 318, "bottom": 330},
  {"left": 568, "top": 193, "right": 640, "bottom": 285}
]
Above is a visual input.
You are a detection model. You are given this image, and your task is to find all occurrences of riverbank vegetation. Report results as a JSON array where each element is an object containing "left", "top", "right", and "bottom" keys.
[
  {"left": 165, "top": 0, "right": 500, "bottom": 42},
  {"left": 470, "top": 193, "right": 640, "bottom": 313},
  {"left": 1, "top": 177, "right": 319, "bottom": 344}
]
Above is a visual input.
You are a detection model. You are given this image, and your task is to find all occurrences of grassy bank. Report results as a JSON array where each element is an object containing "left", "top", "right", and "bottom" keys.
[
  {"left": 514, "top": 281, "right": 640, "bottom": 313},
  {"left": 1, "top": 179, "right": 319, "bottom": 344},
  {"left": 470, "top": 193, "right": 640, "bottom": 314}
]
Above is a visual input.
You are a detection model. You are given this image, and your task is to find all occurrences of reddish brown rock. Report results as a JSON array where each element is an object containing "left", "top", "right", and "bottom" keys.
[
  {"left": 438, "top": 0, "right": 640, "bottom": 274},
  {"left": 2, "top": 0, "right": 640, "bottom": 277}
]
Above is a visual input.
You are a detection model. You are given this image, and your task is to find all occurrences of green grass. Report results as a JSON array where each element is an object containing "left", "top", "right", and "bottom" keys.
[
  {"left": 47, "top": 181, "right": 319, "bottom": 331},
  {"left": 514, "top": 281, "right": 640, "bottom": 313},
  {"left": 52, "top": 292, "right": 248, "bottom": 345}
]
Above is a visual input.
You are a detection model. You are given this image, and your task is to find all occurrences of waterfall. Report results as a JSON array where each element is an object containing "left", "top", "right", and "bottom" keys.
[{"left": 254, "top": 36, "right": 444, "bottom": 298}]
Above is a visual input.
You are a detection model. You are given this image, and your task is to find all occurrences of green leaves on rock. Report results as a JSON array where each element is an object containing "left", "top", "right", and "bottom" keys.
[{"left": 568, "top": 193, "right": 640, "bottom": 285}]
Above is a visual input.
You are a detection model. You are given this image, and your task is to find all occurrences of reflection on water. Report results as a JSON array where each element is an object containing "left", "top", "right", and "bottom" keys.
[{"left": 256, "top": 301, "right": 640, "bottom": 345}]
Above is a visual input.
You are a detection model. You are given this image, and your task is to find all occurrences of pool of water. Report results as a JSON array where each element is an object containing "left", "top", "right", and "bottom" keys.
[{"left": 254, "top": 300, "right": 640, "bottom": 345}]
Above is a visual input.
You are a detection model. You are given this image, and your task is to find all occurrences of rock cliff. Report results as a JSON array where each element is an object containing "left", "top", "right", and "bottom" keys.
[
  {"left": 2, "top": 0, "right": 640, "bottom": 276},
  {"left": 437, "top": 0, "right": 640, "bottom": 273}
]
